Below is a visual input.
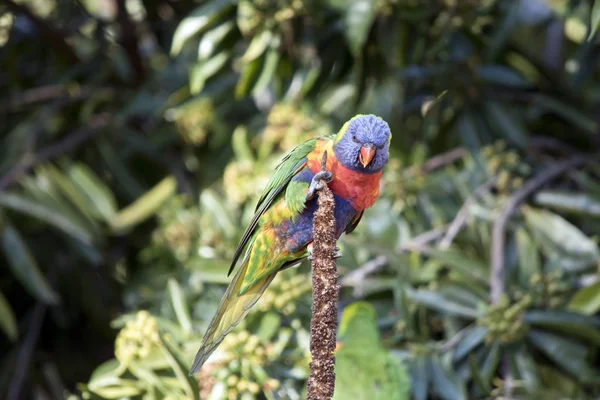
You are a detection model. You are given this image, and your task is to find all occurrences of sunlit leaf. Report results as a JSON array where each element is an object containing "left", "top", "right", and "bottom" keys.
[
  {"left": 190, "top": 51, "right": 230, "bottom": 94},
  {"left": 568, "top": 281, "right": 600, "bottom": 315},
  {"left": 589, "top": 0, "right": 600, "bottom": 40},
  {"left": 168, "top": 279, "right": 192, "bottom": 335},
  {"left": 235, "top": 55, "right": 263, "bottom": 99},
  {"left": 170, "top": 0, "right": 235, "bottom": 56},
  {"left": 516, "top": 227, "right": 540, "bottom": 288},
  {"left": 68, "top": 163, "right": 117, "bottom": 221},
  {"left": 198, "top": 21, "right": 235, "bottom": 60},
  {"left": 109, "top": 176, "right": 177, "bottom": 234},
  {"left": 523, "top": 207, "right": 600, "bottom": 272},
  {"left": 534, "top": 191, "right": 600, "bottom": 216}
]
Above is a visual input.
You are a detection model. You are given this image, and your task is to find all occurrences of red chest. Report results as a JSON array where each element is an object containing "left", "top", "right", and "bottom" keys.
[{"left": 307, "top": 141, "right": 382, "bottom": 211}]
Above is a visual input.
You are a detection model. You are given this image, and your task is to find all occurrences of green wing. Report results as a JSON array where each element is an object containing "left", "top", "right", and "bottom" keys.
[
  {"left": 345, "top": 211, "right": 364, "bottom": 234},
  {"left": 227, "top": 137, "right": 321, "bottom": 276}
]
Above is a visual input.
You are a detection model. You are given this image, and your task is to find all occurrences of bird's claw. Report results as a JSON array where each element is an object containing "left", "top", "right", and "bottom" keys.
[
  {"left": 308, "top": 246, "right": 341, "bottom": 260},
  {"left": 334, "top": 246, "right": 342, "bottom": 259},
  {"left": 306, "top": 170, "right": 333, "bottom": 200}
]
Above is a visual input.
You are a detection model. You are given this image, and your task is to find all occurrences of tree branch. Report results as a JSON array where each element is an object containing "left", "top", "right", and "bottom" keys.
[
  {"left": 490, "top": 155, "right": 588, "bottom": 304},
  {"left": 7, "top": 303, "right": 48, "bottom": 400},
  {"left": 307, "top": 151, "right": 338, "bottom": 400},
  {"left": 0, "top": 113, "right": 111, "bottom": 190},
  {"left": 439, "top": 178, "right": 496, "bottom": 249}
]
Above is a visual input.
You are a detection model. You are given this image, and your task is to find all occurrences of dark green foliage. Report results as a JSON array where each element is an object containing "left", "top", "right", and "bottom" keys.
[{"left": 1, "top": 0, "right": 600, "bottom": 399}]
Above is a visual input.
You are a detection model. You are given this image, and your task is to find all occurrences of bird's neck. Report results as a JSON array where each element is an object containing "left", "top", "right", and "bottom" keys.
[{"left": 307, "top": 139, "right": 382, "bottom": 211}]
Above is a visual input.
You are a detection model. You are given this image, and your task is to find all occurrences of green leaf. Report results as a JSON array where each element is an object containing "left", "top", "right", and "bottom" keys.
[
  {"left": 109, "top": 176, "right": 177, "bottom": 234},
  {"left": 156, "top": 335, "right": 199, "bottom": 400},
  {"left": 428, "top": 354, "right": 467, "bottom": 400},
  {"left": 523, "top": 310, "right": 600, "bottom": 345},
  {"left": 483, "top": 102, "right": 529, "bottom": 148},
  {"left": 0, "top": 291, "right": 17, "bottom": 342},
  {"left": 589, "top": 0, "right": 600, "bottom": 41},
  {"left": 516, "top": 227, "right": 541, "bottom": 288},
  {"left": 534, "top": 95, "right": 598, "bottom": 136},
  {"left": 256, "top": 312, "right": 281, "bottom": 342},
  {"left": 200, "top": 189, "right": 235, "bottom": 239},
  {"left": 88, "top": 359, "right": 122, "bottom": 385},
  {"left": 41, "top": 165, "right": 104, "bottom": 228},
  {"left": 409, "top": 290, "right": 479, "bottom": 319},
  {"left": 88, "top": 379, "right": 143, "bottom": 398},
  {"left": 198, "top": 21, "right": 235, "bottom": 60},
  {"left": 410, "top": 355, "right": 428, "bottom": 400},
  {"left": 251, "top": 47, "right": 280, "bottom": 96},
  {"left": 511, "top": 347, "right": 540, "bottom": 393},
  {"left": 241, "top": 30, "right": 273, "bottom": 63},
  {"left": 427, "top": 249, "right": 489, "bottom": 285},
  {"left": 452, "top": 326, "right": 487, "bottom": 362},
  {"left": 480, "top": 342, "right": 500, "bottom": 384},
  {"left": 170, "top": 0, "right": 234, "bottom": 56},
  {"left": 0, "top": 192, "right": 94, "bottom": 244},
  {"left": 476, "top": 65, "right": 531, "bottom": 88},
  {"left": 523, "top": 207, "right": 600, "bottom": 272},
  {"left": 235, "top": 55, "right": 263, "bottom": 99},
  {"left": 568, "top": 281, "right": 600, "bottom": 315},
  {"left": 1, "top": 222, "right": 60, "bottom": 304},
  {"left": 168, "top": 279, "right": 192, "bottom": 335},
  {"left": 533, "top": 191, "right": 600, "bottom": 216},
  {"left": 68, "top": 163, "right": 117, "bottom": 221},
  {"left": 527, "top": 329, "right": 599, "bottom": 384},
  {"left": 190, "top": 51, "right": 230, "bottom": 94},
  {"left": 341, "top": 0, "right": 378, "bottom": 57}
]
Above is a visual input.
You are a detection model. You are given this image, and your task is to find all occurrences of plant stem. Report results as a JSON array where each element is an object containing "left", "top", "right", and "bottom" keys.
[{"left": 307, "top": 151, "right": 338, "bottom": 400}]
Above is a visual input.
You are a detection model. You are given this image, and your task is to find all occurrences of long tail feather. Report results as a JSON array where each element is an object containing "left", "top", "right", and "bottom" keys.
[{"left": 189, "top": 261, "right": 275, "bottom": 375}]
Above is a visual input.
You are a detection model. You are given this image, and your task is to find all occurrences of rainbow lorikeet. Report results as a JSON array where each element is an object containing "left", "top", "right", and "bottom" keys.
[{"left": 189, "top": 115, "right": 392, "bottom": 374}]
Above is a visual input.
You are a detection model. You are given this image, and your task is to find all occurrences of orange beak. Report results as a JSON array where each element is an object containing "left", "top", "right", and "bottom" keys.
[{"left": 359, "top": 144, "right": 376, "bottom": 167}]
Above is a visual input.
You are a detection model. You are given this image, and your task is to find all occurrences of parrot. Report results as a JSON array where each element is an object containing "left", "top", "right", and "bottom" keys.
[
  {"left": 189, "top": 114, "right": 392, "bottom": 375},
  {"left": 332, "top": 302, "right": 410, "bottom": 400}
]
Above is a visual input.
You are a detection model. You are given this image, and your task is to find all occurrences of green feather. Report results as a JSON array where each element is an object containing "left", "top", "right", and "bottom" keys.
[{"left": 227, "top": 137, "right": 320, "bottom": 276}]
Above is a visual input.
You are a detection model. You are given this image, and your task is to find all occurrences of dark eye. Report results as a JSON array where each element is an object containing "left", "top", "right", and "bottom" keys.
[{"left": 352, "top": 135, "right": 360, "bottom": 143}]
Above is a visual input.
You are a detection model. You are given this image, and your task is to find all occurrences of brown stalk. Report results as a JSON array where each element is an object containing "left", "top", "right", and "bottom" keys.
[{"left": 307, "top": 151, "right": 338, "bottom": 400}]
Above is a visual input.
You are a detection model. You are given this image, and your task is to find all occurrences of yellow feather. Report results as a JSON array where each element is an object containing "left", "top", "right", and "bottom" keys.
[{"left": 189, "top": 260, "right": 275, "bottom": 375}]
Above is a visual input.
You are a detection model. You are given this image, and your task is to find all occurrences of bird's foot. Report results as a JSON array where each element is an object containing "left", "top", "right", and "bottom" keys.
[
  {"left": 306, "top": 170, "right": 333, "bottom": 200},
  {"left": 333, "top": 246, "right": 342, "bottom": 259},
  {"left": 307, "top": 246, "right": 342, "bottom": 260}
]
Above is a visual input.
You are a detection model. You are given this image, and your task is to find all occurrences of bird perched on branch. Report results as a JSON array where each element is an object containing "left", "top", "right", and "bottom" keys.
[{"left": 189, "top": 114, "right": 392, "bottom": 375}]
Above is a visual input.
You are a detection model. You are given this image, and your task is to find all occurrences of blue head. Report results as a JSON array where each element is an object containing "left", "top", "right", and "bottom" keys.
[{"left": 333, "top": 115, "right": 392, "bottom": 174}]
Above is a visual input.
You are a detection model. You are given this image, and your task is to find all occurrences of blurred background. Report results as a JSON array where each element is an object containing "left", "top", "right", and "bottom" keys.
[{"left": 1, "top": 0, "right": 600, "bottom": 399}]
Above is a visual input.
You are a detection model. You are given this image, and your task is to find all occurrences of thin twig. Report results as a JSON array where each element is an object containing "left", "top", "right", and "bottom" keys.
[
  {"left": 0, "top": 85, "right": 113, "bottom": 113},
  {"left": 404, "top": 147, "right": 467, "bottom": 177},
  {"left": 490, "top": 155, "right": 588, "bottom": 304},
  {"left": 7, "top": 303, "right": 48, "bottom": 400},
  {"left": 439, "top": 179, "right": 497, "bottom": 249},
  {"left": 340, "top": 255, "right": 387, "bottom": 297},
  {"left": 307, "top": 151, "right": 338, "bottom": 400},
  {"left": 0, "top": 113, "right": 111, "bottom": 190}
]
